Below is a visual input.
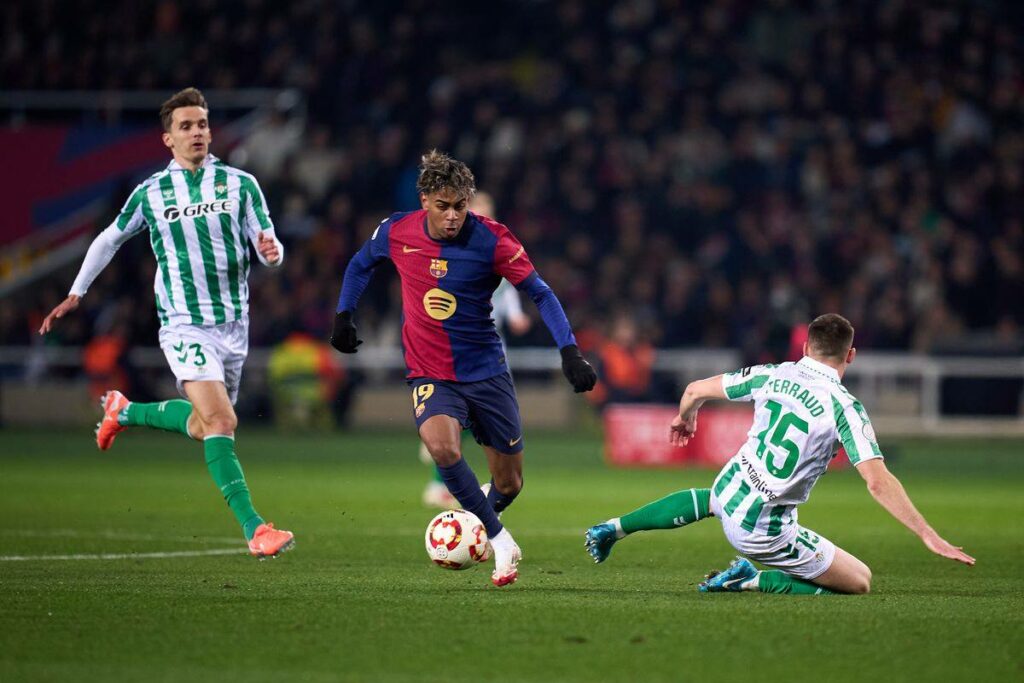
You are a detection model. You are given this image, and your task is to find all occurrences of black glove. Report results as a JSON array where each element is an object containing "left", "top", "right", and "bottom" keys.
[
  {"left": 330, "top": 311, "right": 363, "bottom": 353},
  {"left": 560, "top": 344, "right": 597, "bottom": 393}
]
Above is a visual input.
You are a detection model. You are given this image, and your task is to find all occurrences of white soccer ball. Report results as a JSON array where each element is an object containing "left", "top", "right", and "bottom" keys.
[{"left": 424, "top": 509, "right": 489, "bottom": 570}]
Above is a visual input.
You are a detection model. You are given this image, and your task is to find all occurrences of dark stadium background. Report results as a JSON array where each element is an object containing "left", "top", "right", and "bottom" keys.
[{"left": 1, "top": 0, "right": 1022, "bottom": 420}]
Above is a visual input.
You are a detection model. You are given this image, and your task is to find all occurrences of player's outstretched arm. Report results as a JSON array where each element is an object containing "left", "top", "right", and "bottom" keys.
[
  {"left": 856, "top": 459, "right": 975, "bottom": 565},
  {"left": 669, "top": 376, "right": 726, "bottom": 447},
  {"left": 39, "top": 222, "right": 134, "bottom": 334},
  {"left": 331, "top": 228, "right": 391, "bottom": 354},
  {"left": 514, "top": 273, "right": 596, "bottom": 392},
  {"left": 39, "top": 295, "right": 81, "bottom": 334}
]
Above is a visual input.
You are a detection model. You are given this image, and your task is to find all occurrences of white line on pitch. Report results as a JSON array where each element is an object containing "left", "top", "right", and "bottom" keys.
[
  {"left": 0, "top": 529, "right": 241, "bottom": 544},
  {"left": 0, "top": 548, "right": 244, "bottom": 562}
]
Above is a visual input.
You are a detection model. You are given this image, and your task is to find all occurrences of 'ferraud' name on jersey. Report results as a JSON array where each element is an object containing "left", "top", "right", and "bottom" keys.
[{"left": 764, "top": 378, "right": 825, "bottom": 417}]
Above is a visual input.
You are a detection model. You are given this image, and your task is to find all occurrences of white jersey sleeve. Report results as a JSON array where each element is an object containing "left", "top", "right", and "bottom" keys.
[
  {"left": 239, "top": 173, "right": 284, "bottom": 268},
  {"left": 831, "top": 392, "right": 884, "bottom": 466},
  {"left": 721, "top": 364, "right": 778, "bottom": 402},
  {"left": 69, "top": 184, "right": 149, "bottom": 296}
]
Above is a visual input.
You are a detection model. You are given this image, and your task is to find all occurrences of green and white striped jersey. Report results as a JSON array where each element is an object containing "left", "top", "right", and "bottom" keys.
[
  {"left": 109, "top": 155, "right": 276, "bottom": 327},
  {"left": 712, "top": 356, "right": 883, "bottom": 537}
]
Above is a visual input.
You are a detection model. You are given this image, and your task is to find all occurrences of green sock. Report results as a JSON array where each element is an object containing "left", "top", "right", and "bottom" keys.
[
  {"left": 124, "top": 400, "right": 192, "bottom": 437},
  {"left": 620, "top": 488, "right": 712, "bottom": 534},
  {"left": 756, "top": 570, "right": 837, "bottom": 595},
  {"left": 204, "top": 435, "right": 264, "bottom": 540}
]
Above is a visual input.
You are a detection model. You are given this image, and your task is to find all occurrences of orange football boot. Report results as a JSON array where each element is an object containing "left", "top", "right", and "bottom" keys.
[
  {"left": 248, "top": 523, "right": 295, "bottom": 559},
  {"left": 95, "top": 390, "right": 130, "bottom": 451}
]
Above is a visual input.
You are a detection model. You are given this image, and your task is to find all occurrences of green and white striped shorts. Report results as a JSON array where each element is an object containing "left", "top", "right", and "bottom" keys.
[{"left": 711, "top": 493, "right": 836, "bottom": 580}]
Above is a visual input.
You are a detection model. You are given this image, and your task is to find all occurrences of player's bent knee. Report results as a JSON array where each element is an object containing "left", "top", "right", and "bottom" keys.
[
  {"left": 848, "top": 576, "right": 871, "bottom": 595},
  {"left": 844, "top": 566, "right": 872, "bottom": 594},
  {"left": 202, "top": 412, "right": 237, "bottom": 436},
  {"left": 493, "top": 471, "right": 523, "bottom": 495},
  {"left": 858, "top": 567, "right": 873, "bottom": 594},
  {"left": 423, "top": 441, "right": 461, "bottom": 466}
]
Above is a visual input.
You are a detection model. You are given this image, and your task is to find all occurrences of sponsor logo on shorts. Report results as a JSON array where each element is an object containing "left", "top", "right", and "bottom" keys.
[
  {"left": 509, "top": 435, "right": 522, "bottom": 447},
  {"left": 415, "top": 403, "right": 426, "bottom": 418}
]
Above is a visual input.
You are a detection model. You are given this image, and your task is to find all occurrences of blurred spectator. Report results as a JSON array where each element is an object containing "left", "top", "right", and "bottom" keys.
[
  {"left": 82, "top": 325, "right": 129, "bottom": 400},
  {"left": 229, "top": 107, "right": 303, "bottom": 183},
  {"left": 267, "top": 331, "right": 351, "bottom": 430},
  {"left": 589, "top": 311, "right": 657, "bottom": 408}
]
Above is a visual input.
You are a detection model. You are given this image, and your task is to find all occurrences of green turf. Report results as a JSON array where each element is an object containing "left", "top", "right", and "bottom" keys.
[{"left": 1, "top": 428, "right": 1021, "bottom": 682}]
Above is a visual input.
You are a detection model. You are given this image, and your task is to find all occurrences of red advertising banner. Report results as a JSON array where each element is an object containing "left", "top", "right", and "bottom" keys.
[{"left": 603, "top": 404, "right": 849, "bottom": 469}]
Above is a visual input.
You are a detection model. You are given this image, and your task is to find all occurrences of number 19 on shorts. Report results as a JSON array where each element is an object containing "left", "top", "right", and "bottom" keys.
[{"left": 413, "top": 383, "right": 434, "bottom": 418}]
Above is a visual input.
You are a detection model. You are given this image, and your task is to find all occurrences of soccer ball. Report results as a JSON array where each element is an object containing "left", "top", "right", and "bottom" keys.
[{"left": 424, "top": 509, "right": 489, "bottom": 570}]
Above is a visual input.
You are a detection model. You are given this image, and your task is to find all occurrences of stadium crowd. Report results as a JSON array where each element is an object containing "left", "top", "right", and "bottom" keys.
[{"left": 4, "top": 0, "right": 1023, "bottom": 368}]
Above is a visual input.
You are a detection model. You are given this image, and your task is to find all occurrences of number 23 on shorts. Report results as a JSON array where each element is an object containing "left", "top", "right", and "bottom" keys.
[
  {"left": 172, "top": 340, "right": 207, "bottom": 367},
  {"left": 413, "top": 383, "right": 434, "bottom": 418}
]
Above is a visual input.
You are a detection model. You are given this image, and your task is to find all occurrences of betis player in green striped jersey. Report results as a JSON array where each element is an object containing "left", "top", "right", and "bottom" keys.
[
  {"left": 585, "top": 314, "right": 974, "bottom": 594},
  {"left": 39, "top": 87, "right": 294, "bottom": 559}
]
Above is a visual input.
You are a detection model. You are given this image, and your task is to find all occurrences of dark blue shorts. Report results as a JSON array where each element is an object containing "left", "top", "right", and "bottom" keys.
[{"left": 409, "top": 373, "right": 524, "bottom": 454}]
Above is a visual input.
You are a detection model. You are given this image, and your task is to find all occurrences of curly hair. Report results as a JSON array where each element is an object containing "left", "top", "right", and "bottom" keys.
[
  {"left": 159, "top": 87, "right": 208, "bottom": 131},
  {"left": 416, "top": 149, "right": 476, "bottom": 198},
  {"left": 807, "top": 313, "right": 855, "bottom": 359}
]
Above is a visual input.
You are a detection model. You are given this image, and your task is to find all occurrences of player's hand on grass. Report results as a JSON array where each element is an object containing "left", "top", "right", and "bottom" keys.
[
  {"left": 559, "top": 344, "right": 597, "bottom": 393},
  {"left": 922, "top": 529, "right": 976, "bottom": 566},
  {"left": 330, "top": 311, "right": 363, "bottom": 353},
  {"left": 39, "top": 294, "right": 80, "bottom": 335},
  {"left": 669, "top": 413, "right": 697, "bottom": 447},
  {"left": 257, "top": 231, "right": 281, "bottom": 264}
]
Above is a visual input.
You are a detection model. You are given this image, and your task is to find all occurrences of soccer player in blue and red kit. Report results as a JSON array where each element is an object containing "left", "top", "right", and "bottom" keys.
[{"left": 331, "top": 150, "right": 597, "bottom": 586}]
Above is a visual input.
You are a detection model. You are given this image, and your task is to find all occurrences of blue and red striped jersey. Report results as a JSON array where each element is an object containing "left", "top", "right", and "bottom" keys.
[{"left": 338, "top": 210, "right": 576, "bottom": 382}]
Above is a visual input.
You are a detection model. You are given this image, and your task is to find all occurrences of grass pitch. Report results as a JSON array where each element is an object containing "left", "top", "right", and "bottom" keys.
[{"left": 1, "top": 428, "right": 1021, "bottom": 682}]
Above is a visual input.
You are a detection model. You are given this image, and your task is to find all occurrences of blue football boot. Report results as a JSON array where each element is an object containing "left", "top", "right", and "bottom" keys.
[
  {"left": 698, "top": 556, "right": 758, "bottom": 592},
  {"left": 584, "top": 523, "right": 619, "bottom": 563}
]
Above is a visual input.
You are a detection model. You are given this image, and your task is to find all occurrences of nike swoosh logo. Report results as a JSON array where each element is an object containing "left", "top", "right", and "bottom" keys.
[
  {"left": 403, "top": 245, "right": 422, "bottom": 253},
  {"left": 509, "top": 436, "right": 522, "bottom": 446},
  {"left": 719, "top": 577, "right": 748, "bottom": 591}
]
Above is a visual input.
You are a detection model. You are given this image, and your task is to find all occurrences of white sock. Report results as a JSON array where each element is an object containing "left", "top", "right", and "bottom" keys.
[
  {"left": 739, "top": 572, "right": 761, "bottom": 592},
  {"left": 609, "top": 517, "right": 626, "bottom": 539},
  {"left": 490, "top": 528, "right": 514, "bottom": 549}
]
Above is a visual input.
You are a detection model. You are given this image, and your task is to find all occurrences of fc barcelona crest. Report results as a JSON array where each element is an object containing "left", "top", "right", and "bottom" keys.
[{"left": 429, "top": 258, "right": 448, "bottom": 279}]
